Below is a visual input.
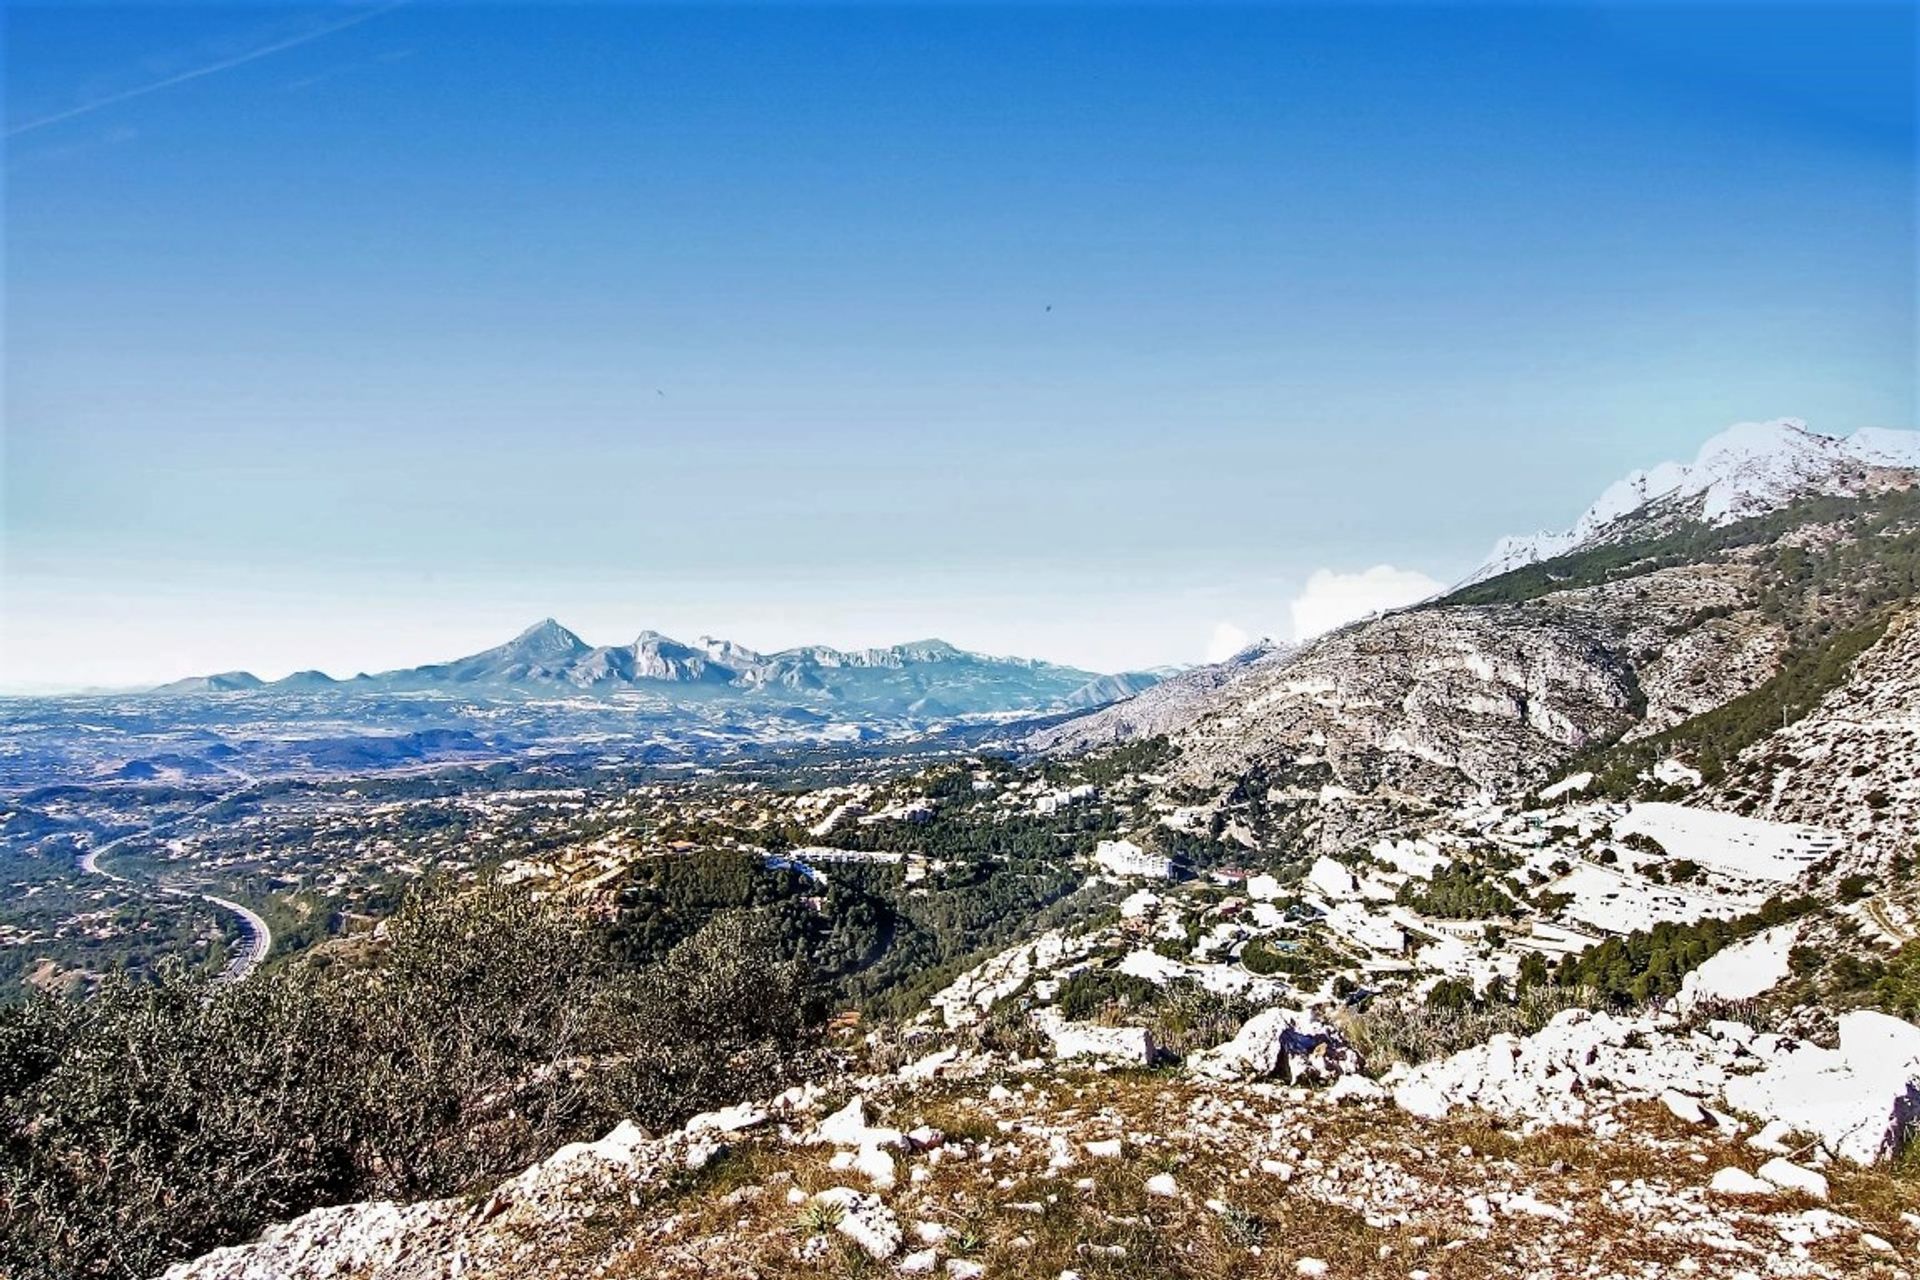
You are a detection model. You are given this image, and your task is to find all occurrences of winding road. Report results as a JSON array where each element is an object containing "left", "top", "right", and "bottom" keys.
[
  {"left": 74, "top": 791, "right": 274, "bottom": 983},
  {"left": 198, "top": 894, "right": 274, "bottom": 981}
]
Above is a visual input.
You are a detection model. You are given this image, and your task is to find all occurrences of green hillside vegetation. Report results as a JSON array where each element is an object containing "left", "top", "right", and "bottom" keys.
[
  {"left": 1395, "top": 863, "right": 1522, "bottom": 920},
  {"left": 1477, "top": 483, "right": 1920, "bottom": 797},
  {"left": 1554, "top": 895, "right": 1815, "bottom": 1005},
  {"left": 0, "top": 880, "right": 818, "bottom": 1280},
  {"left": 1444, "top": 484, "right": 1919, "bottom": 610}
]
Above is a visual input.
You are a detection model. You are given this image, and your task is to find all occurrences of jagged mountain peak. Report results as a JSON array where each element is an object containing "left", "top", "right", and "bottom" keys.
[
  {"left": 506, "top": 618, "right": 590, "bottom": 654},
  {"left": 1464, "top": 418, "right": 1920, "bottom": 586}
]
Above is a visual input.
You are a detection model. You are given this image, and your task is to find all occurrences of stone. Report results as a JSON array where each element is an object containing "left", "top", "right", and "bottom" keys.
[
  {"left": 809, "top": 1187, "right": 901, "bottom": 1260},
  {"left": 1757, "top": 1158, "right": 1828, "bottom": 1201},
  {"left": 1723, "top": 1011, "right": 1920, "bottom": 1165},
  {"left": 1188, "top": 1007, "right": 1361, "bottom": 1084},
  {"left": 853, "top": 1144, "right": 898, "bottom": 1190},
  {"left": 810, "top": 1097, "right": 906, "bottom": 1150},
  {"left": 1660, "top": 1090, "right": 1710, "bottom": 1126},
  {"left": 1036, "top": 1010, "right": 1155, "bottom": 1067},
  {"left": 685, "top": 1102, "right": 769, "bottom": 1135},
  {"left": 1708, "top": 1168, "right": 1773, "bottom": 1197}
]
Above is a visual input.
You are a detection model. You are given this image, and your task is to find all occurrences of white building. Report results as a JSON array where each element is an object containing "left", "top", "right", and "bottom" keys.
[{"left": 1095, "top": 838, "right": 1174, "bottom": 879}]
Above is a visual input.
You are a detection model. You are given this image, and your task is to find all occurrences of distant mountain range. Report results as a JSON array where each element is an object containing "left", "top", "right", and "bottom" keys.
[{"left": 153, "top": 621, "right": 1161, "bottom": 719}]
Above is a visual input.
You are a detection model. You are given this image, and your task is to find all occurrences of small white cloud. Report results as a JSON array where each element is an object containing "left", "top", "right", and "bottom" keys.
[
  {"left": 1288, "top": 565, "right": 1442, "bottom": 642},
  {"left": 1205, "top": 621, "right": 1252, "bottom": 663}
]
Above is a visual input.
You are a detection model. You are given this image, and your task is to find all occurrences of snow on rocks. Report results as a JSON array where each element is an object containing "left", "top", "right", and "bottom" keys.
[
  {"left": 1709, "top": 1167, "right": 1775, "bottom": 1197},
  {"left": 807, "top": 1096, "right": 908, "bottom": 1189},
  {"left": 1392, "top": 1005, "right": 1920, "bottom": 1168},
  {"left": 898, "top": 1047, "right": 963, "bottom": 1081},
  {"left": 1115, "top": 946, "right": 1289, "bottom": 999},
  {"left": 925, "top": 930, "right": 1104, "bottom": 1028},
  {"left": 1187, "top": 1007, "right": 1361, "bottom": 1084},
  {"left": 1538, "top": 772, "right": 1594, "bottom": 803},
  {"left": 1389, "top": 1009, "right": 1749, "bottom": 1135},
  {"left": 160, "top": 1114, "right": 723, "bottom": 1280},
  {"left": 829, "top": 1143, "right": 899, "bottom": 1190},
  {"left": 1677, "top": 923, "right": 1800, "bottom": 1011},
  {"left": 684, "top": 1102, "right": 769, "bottom": 1136},
  {"left": 1306, "top": 855, "right": 1358, "bottom": 899},
  {"left": 1722, "top": 1010, "right": 1920, "bottom": 1165},
  {"left": 1247, "top": 873, "right": 1283, "bottom": 901},
  {"left": 1661, "top": 1090, "right": 1713, "bottom": 1126},
  {"left": 1756, "top": 1158, "right": 1829, "bottom": 1201},
  {"left": 1035, "top": 1009, "right": 1155, "bottom": 1067}
]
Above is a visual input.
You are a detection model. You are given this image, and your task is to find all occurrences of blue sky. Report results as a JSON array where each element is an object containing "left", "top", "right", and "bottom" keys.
[{"left": 4, "top": 1, "right": 1915, "bottom": 687}]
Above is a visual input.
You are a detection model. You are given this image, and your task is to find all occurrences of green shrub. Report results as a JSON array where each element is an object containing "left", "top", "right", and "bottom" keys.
[{"left": 0, "top": 879, "right": 818, "bottom": 1280}]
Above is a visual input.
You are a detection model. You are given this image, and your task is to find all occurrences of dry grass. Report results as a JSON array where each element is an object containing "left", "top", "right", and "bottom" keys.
[{"left": 561, "top": 1073, "right": 1920, "bottom": 1280}]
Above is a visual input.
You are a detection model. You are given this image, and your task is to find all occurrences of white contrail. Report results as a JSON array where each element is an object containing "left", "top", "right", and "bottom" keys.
[{"left": 5, "top": 2, "right": 404, "bottom": 139}]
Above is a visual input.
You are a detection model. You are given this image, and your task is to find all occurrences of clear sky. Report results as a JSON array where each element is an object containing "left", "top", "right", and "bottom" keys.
[{"left": 4, "top": 1, "right": 1915, "bottom": 689}]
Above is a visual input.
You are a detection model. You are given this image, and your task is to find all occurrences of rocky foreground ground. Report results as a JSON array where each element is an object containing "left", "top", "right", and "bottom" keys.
[{"left": 168, "top": 1005, "right": 1920, "bottom": 1280}]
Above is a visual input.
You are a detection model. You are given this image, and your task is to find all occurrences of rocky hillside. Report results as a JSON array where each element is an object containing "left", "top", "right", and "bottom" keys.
[
  {"left": 1715, "top": 607, "right": 1920, "bottom": 860},
  {"left": 165, "top": 1006, "right": 1920, "bottom": 1280},
  {"left": 1034, "top": 422, "right": 1920, "bottom": 860},
  {"left": 39, "top": 419, "right": 1920, "bottom": 1280}
]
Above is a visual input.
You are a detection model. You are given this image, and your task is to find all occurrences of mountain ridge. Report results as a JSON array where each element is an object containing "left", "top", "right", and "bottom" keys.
[
  {"left": 149, "top": 622, "right": 1156, "bottom": 718},
  {"left": 1461, "top": 418, "right": 1920, "bottom": 587}
]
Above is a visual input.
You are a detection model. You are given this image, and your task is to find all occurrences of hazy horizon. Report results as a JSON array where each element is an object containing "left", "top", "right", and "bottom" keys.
[{"left": 6, "top": 2, "right": 1914, "bottom": 689}]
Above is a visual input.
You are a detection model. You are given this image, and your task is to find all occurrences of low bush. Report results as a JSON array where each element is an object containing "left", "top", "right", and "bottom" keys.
[{"left": 0, "top": 879, "right": 819, "bottom": 1280}]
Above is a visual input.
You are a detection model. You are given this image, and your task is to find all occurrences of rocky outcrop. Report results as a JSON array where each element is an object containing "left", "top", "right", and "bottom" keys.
[
  {"left": 1391, "top": 1007, "right": 1920, "bottom": 1168},
  {"left": 1187, "top": 1007, "right": 1360, "bottom": 1084},
  {"left": 1027, "top": 640, "right": 1289, "bottom": 754},
  {"left": 1035, "top": 1009, "right": 1155, "bottom": 1067},
  {"left": 160, "top": 1116, "right": 734, "bottom": 1280},
  {"left": 1723, "top": 1011, "right": 1920, "bottom": 1166},
  {"left": 1165, "top": 606, "right": 1642, "bottom": 796}
]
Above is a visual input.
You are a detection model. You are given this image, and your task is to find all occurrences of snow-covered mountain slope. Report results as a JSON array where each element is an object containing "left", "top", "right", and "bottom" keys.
[{"left": 1463, "top": 419, "right": 1920, "bottom": 586}]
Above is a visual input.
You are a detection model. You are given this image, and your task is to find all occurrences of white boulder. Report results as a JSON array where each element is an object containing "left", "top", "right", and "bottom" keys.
[
  {"left": 1722, "top": 1011, "right": 1920, "bottom": 1165},
  {"left": 1709, "top": 1167, "right": 1774, "bottom": 1196},
  {"left": 1757, "top": 1157, "right": 1829, "bottom": 1201},
  {"left": 1036, "top": 1010, "right": 1155, "bottom": 1067},
  {"left": 1188, "top": 1007, "right": 1361, "bottom": 1084},
  {"left": 810, "top": 1187, "right": 902, "bottom": 1260},
  {"left": 809, "top": 1097, "right": 905, "bottom": 1150}
]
